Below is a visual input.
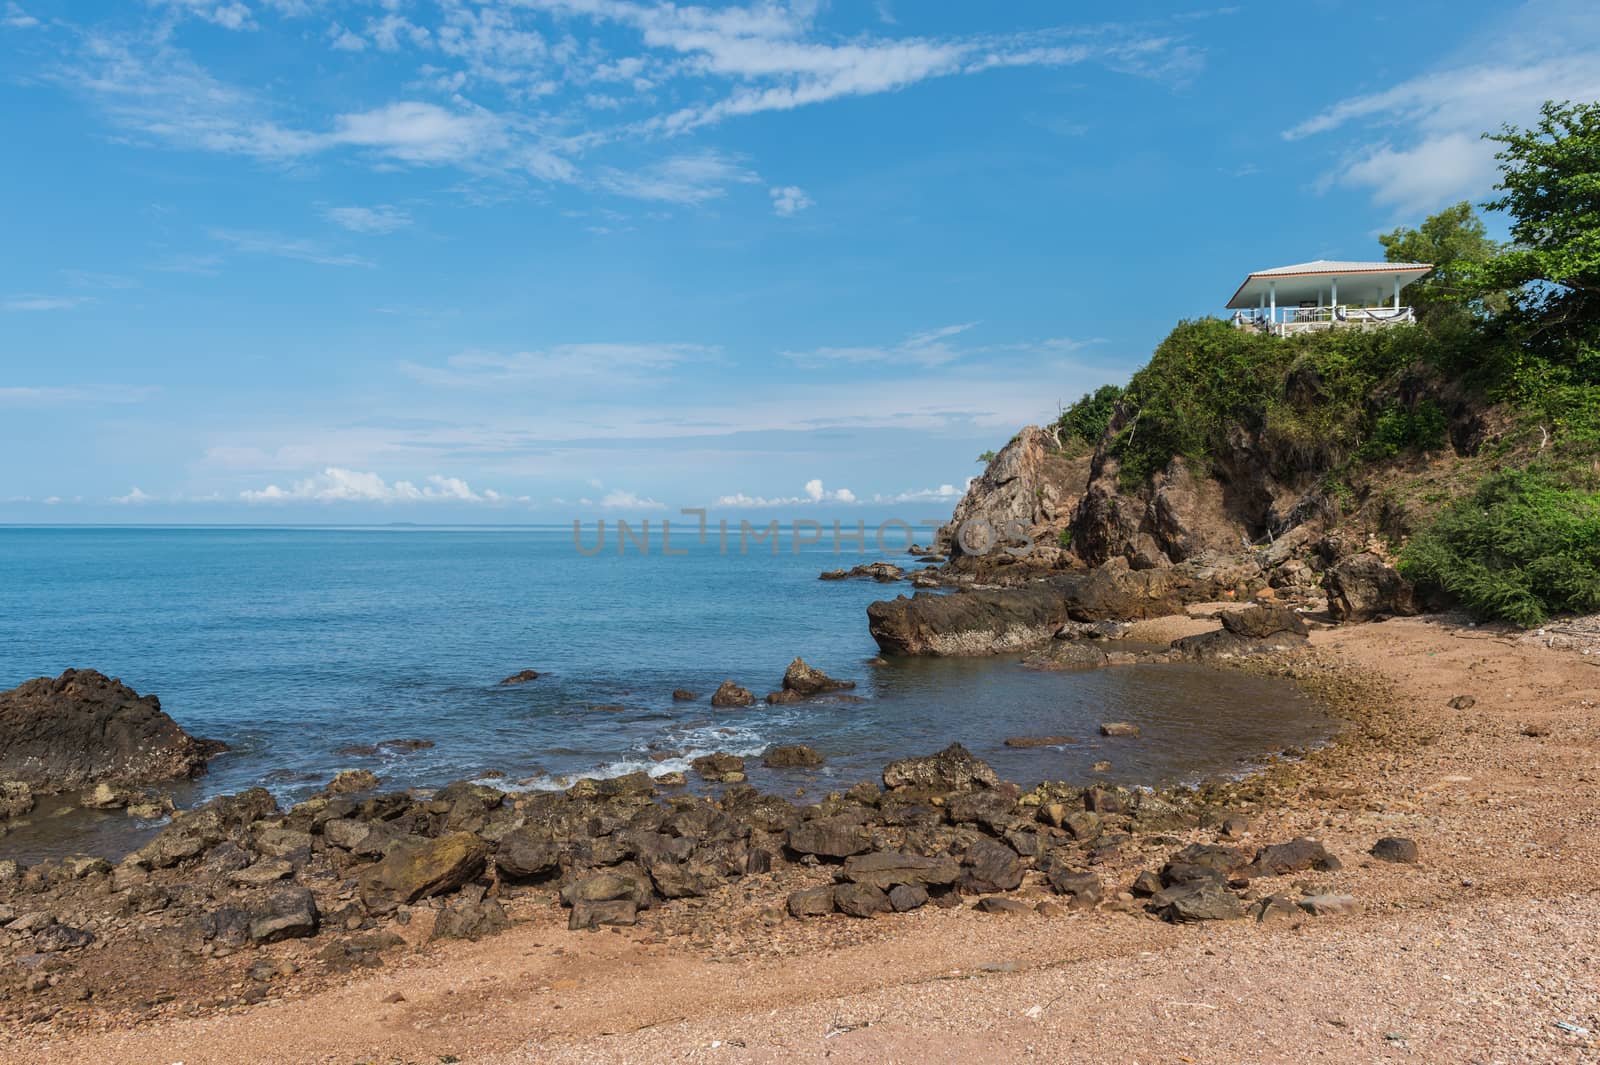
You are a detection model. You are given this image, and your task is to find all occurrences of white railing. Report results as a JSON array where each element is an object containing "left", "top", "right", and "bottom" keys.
[{"left": 1230, "top": 306, "right": 1415, "bottom": 337}]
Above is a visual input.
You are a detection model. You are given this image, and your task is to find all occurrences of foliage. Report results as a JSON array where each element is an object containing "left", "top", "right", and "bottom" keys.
[
  {"left": 1359, "top": 399, "right": 1448, "bottom": 460},
  {"left": 1379, "top": 201, "right": 1505, "bottom": 313},
  {"left": 1399, "top": 467, "right": 1600, "bottom": 626},
  {"left": 1058, "top": 527, "right": 1073, "bottom": 549},
  {"left": 976, "top": 449, "right": 997, "bottom": 464},
  {"left": 1056, "top": 384, "right": 1125, "bottom": 445},
  {"left": 1477, "top": 100, "right": 1600, "bottom": 360}
]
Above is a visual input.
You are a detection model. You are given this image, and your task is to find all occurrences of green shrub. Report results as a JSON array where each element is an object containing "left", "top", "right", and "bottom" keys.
[
  {"left": 1057, "top": 384, "right": 1125, "bottom": 445},
  {"left": 1398, "top": 467, "right": 1600, "bottom": 626},
  {"left": 1360, "top": 399, "right": 1449, "bottom": 460}
]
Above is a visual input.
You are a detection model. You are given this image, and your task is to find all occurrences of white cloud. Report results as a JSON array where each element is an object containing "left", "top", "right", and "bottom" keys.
[
  {"left": 402, "top": 342, "right": 716, "bottom": 387},
  {"left": 1286, "top": 17, "right": 1600, "bottom": 213},
  {"left": 714, "top": 479, "right": 858, "bottom": 507},
  {"left": 2, "top": 294, "right": 91, "bottom": 311},
  {"left": 599, "top": 489, "right": 664, "bottom": 509},
  {"left": 327, "top": 24, "right": 366, "bottom": 52},
  {"left": 210, "top": 228, "right": 374, "bottom": 267},
  {"left": 770, "top": 185, "right": 812, "bottom": 216},
  {"left": 150, "top": 0, "right": 255, "bottom": 31},
  {"left": 786, "top": 322, "right": 980, "bottom": 368},
  {"left": 0, "top": 385, "right": 156, "bottom": 406},
  {"left": 873, "top": 481, "right": 969, "bottom": 503},
  {"left": 239, "top": 467, "right": 508, "bottom": 503},
  {"left": 4, "top": 3, "right": 39, "bottom": 29},
  {"left": 599, "top": 149, "right": 759, "bottom": 204},
  {"left": 323, "top": 204, "right": 413, "bottom": 234},
  {"left": 113, "top": 486, "right": 153, "bottom": 504}
]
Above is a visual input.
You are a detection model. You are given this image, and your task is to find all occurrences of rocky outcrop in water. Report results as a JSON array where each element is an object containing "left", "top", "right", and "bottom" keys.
[
  {"left": 0, "top": 670, "right": 222, "bottom": 794},
  {"left": 779, "top": 658, "right": 855, "bottom": 697}
]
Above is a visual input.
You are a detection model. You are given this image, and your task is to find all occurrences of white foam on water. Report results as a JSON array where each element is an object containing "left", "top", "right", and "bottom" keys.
[{"left": 504, "top": 720, "right": 775, "bottom": 792}]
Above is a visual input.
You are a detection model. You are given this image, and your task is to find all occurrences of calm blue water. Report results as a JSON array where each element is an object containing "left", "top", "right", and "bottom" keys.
[{"left": 0, "top": 527, "right": 1331, "bottom": 845}]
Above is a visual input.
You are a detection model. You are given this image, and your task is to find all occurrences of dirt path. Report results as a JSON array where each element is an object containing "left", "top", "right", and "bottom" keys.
[{"left": 20, "top": 616, "right": 1600, "bottom": 1064}]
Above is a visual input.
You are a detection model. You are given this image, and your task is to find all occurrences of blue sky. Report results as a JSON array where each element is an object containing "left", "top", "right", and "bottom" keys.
[{"left": 3, "top": 0, "right": 1598, "bottom": 523}]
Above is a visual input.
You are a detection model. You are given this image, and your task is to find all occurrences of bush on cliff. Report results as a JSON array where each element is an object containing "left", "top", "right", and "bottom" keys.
[{"left": 1398, "top": 467, "right": 1600, "bottom": 627}]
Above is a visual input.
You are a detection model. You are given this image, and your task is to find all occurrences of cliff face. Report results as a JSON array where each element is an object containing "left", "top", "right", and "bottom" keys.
[{"left": 935, "top": 427, "right": 1092, "bottom": 572}]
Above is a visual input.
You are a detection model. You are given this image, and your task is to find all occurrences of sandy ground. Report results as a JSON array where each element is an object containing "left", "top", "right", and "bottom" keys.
[{"left": 17, "top": 615, "right": 1600, "bottom": 1065}]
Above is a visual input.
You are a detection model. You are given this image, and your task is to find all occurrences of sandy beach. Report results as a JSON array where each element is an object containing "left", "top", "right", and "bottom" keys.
[{"left": 16, "top": 613, "right": 1600, "bottom": 1065}]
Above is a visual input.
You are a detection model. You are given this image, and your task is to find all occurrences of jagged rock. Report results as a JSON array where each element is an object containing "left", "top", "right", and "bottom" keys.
[
  {"left": 34, "top": 922, "right": 96, "bottom": 952},
  {"left": 0, "top": 781, "right": 33, "bottom": 819},
  {"left": 786, "top": 885, "right": 836, "bottom": 917},
  {"left": 786, "top": 819, "right": 871, "bottom": 859},
  {"left": 781, "top": 658, "right": 856, "bottom": 697},
  {"left": 1371, "top": 837, "right": 1419, "bottom": 864},
  {"left": 867, "top": 587, "right": 1072, "bottom": 657},
  {"left": 569, "top": 899, "right": 637, "bottom": 930},
  {"left": 358, "top": 832, "right": 489, "bottom": 914},
  {"left": 560, "top": 869, "right": 652, "bottom": 909},
  {"left": 1021, "top": 640, "right": 1111, "bottom": 671},
  {"left": 249, "top": 887, "right": 320, "bottom": 943},
  {"left": 840, "top": 851, "right": 960, "bottom": 891},
  {"left": 888, "top": 884, "right": 929, "bottom": 912},
  {"left": 882, "top": 743, "right": 998, "bottom": 792},
  {"left": 495, "top": 827, "right": 562, "bottom": 880},
  {"left": 691, "top": 753, "right": 746, "bottom": 784},
  {"left": 762, "top": 745, "right": 824, "bottom": 768},
  {"left": 710, "top": 680, "right": 755, "bottom": 708},
  {"left": 960, "top": 838, "right": 1024, "bottom": 894},
  {"left": 1039, "top": 857, "right": 1101, "bottom": 908},
  {"left": 0, "top": 669, "right": 222, "bottom": 792},
  {"left": 499, "top": 669, "right": 541, "bottom": 685},
  {"left": 833, "top": 882, "right": 892, "bottom": 918},
  {"left": 671, "top": 689, "right": 698, "bottom": 701},
  {"left": 1253, "top": 894, "right": 1302, "bottom": 924},
  {"left": 232, "top": 859, "right": 294, "bottom": 887},
  {"left": 324, "top": 769, "right": 380, "bottom": 796},
  {"left": 1161, "top": 843, "right": 1248, "bottom": 885},
  {"left": 431, "top": 890, "right": 510, "bottom": 941},
  {"left": 765, "top": 690, "right": 802, "bottom": 704},
  {"left": 1223, "top": 604, "right": 1309, "bottom": 639},
  {"left": 138, "top": 788, "right": 280, "bottom": 869},
  {"left": 1325, "top": 553, "right": 1417, "bottom": 622},
  {"left": 939, "top": 426, "right": 1087, "bottom": 566},
  {"left": 1153, "top": 880, "right": 1244, "bottom": 922},
  {"left": 1244, "top": 838, "right": 1341, "bottom": 878}
]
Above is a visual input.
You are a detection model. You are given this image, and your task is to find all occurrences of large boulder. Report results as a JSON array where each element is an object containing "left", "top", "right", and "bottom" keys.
[
  {"left": 710, "top": 680, "right": 755, "bottom": 708},
  {"left": 867, "top": 587, "right": 1071, "bottom": 657},
  {"left": 938, "top": 426, "right": 1090, "bottom": 569},
  {"left": 1324, "top": 553, "right": 1417, "bottom": 622},
  {"left": 0, "top": 669, "right": 222, "bottom": 792},
  {"left": 840, "top": 851, "right": 960, "bottom": 891},
  {"left": 138, "top": 788, "right": 280, "bottom": 869},
  {"left": 781, "top": 658, "right": 855, "bottom": 697},
  {"left": 358, "top": 832, "right": 489, "bottom": 914},
  {"left": 882, "top": 743, "right": 998, "bottom": 793},
  {"left": 1170, "top": 603, "right": 1310, "bottom": 659}
]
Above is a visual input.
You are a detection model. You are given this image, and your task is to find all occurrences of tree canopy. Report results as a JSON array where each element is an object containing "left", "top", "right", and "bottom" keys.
[{"left": 1378, "top": 201, "right": 1503, "bottom": 313}]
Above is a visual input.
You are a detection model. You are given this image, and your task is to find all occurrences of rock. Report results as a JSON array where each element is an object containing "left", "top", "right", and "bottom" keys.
[
  {"left": 1221, "top": 604, "right": 1309, "bottom": 639},
  {"left": 1447, "top": 695, "right": 1476, "bottom": 710},
  {"left": 940, "top": 427, "right": 1076, "bottom": 562},
  {"left": 867, "top": 586, "right": 1073, "bottom": 657},
  {"left": 1004, "top": 736, "right": 1076, "bottom": 748},
  {"left": 762, "top": 745, "right": 824, "bottom": 768},
  {"left": 882, "top": 743, "right": 998, "bottom": 792},
  {"left": 765, "top": 690, "right": 803, "bottom": 705},
  {"left": 691, "top": 753, "right": 746, "bottom": 784},
  {"left": 656, "top": 771, "right": 687, "bottom": 787},
  {"left": 254, "top": 826, "right": 314, "bottom": 858},
  {"left": 358, "top": 832, "right": 489, "bottom": 914},
  {"left": 786, "top": 819, "right": 871, "bottom": 859},
  {"left": 975, "top": 896, "right": 1033, "bottom": 916},
  {"left": 1297, "top": 893, "right": 1359, "bottom": 916},
  {"left": 960, "top": 838, "right": 1024, "bottom": 894},
  {"left": 138, "top": 788, "right": 280, "bottom": 868},
  {"left": 1325, "top": 553, "right": 1417, "bottom": 622},
  {"left": 80, "top": 781, "right": 137, "bottom": 809},
  {"left": 323, "top": 818, "right": 376, "bottom": 852},
  {"left": 0, "top": 780, "right": 33, "bottom": 819},
  {"left": 34, "top": 922, "right": 96, "bottom": 952},
  {"left": 1040, "top": 862, "right": 1101, "bottom": 908},
  {"left": 1021, "top": 639, "right": 1111, "bottom": 672},
  {"left": 1370, "top": 837, "right": 1420, "bottom": 864},
  {"left": 1162, "top": 844, "right": 1248, "bottom": 885},
  {"left": 710, "top": 681, "right": 755, "bottom": 708},
  {"left": 833, "top": 882, "right": 892, "bottom": 918},
  {"left": 498, "top": 669, "right": 541, "bottom": 685},
  {"left": 232, "top": 859, "right": 295, "bottom": 886},
  {"left": 431, "top": 893, "right": 510, "bottom": 941},
  {"left": 1099, "top": 722, "right": 1140, "bottom": 738},
  {"left": 495, "top": 828, "right": 562, "bottom": 880},
  {"left": 1253, "top": 894, "right": 1302, "bottom": 924},
  {"left": 0, "top": 669, "right": 222, "bottom": 792},
  {"left": 888, "top": 884, "right": 929, "bottom": 912},
  {"left": 249, "top": 887, "right": 320, "bottom": 943},
  {"left": 671, "top": 689, "right": 698, "bottom": 701},
  {"left": 1130, "top": 870, "right": 1163, "bottom": 897},
  {"left": 569, "top": 899, "right": 638, "bottom": 930},
  {"left": 1153, "top": 880, "right": 1244, "bottom": 922},
  {"left": 781, "top": 658, "right": 856, "bottom": 697},
  {"left": 1244, "top": 838, "right": 1341, "bottom": 878},
  {"left": 786, "top": 885, "right": 836, "bottom": 918},
  {"left": 841, "top": 851, "right": 960, "bottom": 891}
]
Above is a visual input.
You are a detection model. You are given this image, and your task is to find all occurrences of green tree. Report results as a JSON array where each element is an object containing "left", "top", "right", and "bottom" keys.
[
  {"left": 1378, "top": 201, "right": 1504, "bottom": 313},
  {"left": 1478, "top": 100, "right": 1600, "bottom": 360},
  {"left": 1056, "top": 383, "right": 1124, "bottom": 444}
]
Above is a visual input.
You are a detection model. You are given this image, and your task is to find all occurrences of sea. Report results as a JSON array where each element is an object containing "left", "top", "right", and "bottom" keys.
[{"left": 0, "top": 526, "right": 1334, "bottom": 860}]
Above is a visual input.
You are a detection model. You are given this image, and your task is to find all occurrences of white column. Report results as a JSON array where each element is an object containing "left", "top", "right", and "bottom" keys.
[
  {"left": 1331, "top": 277, "right": 1338, "bottom": 308},
  {"left": 1394, "top": 276, "right": 1401, "bottom": 307},
  {"left": 1269, "top": 281, "right": 1276, "bottom": 323}
]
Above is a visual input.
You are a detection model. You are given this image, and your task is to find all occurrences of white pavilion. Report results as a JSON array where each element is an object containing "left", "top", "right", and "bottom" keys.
[{"left": 1226, "top": 260, "right": 1433, "bottom": 337}]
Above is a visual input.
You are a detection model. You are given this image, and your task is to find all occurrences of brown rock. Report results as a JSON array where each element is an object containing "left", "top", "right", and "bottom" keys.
[
  {"left": 358, "top": 832, "right": 489, "bottom": 914},
  {"left": 762, "top": 745, "right": 825, "bottom": 768},
  {"left": 882, "top": 743, "right": 998, "bottom": 792},
  {"left": 1099, "top": 722, "right": 1140, "bottom": 738},
  {"left": 1370, "top": 837, "right": 1419, "bottom": 864},
  {"left": 781, "top": 658, "right": 856, "bottom": 696},
  {"left": 710, "top": 681, "right": 755, "bottom": 708},
  {"left": 786, "top": 885, "right": 836, "bottom": 917},
  {"left": 833, "top": 883, "right": 892, "bottom": 918},
  {"left": 1004, "top": 736, "right": 1077, "bottom": 748},
  {"left": 498, "top": 669, "right": 541, "bottom": 685}
]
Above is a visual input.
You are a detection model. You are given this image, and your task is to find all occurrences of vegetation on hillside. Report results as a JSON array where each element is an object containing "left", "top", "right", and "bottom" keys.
[{"left": 1044, "top": 99, "right": 1600, "bottom": 625}]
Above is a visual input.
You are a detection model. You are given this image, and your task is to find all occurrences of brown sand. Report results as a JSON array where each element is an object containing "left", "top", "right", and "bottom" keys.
[{"left": 16, "top": 615, "right": 1600, "bottom": 1064}]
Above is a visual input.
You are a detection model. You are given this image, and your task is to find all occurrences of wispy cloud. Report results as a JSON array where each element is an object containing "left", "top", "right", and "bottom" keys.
[
  {"left": 1286, "top": 5, "right": 1600, "bottom": 213},
  {"left": 2, "top": 294, "right": 92, "bottom": 312},
  {"left": 598, "top": 149, "right": 759, "bottom": 204},
  {"left": 0, "top": 385, "right": 157, "bottom": 405},
  {"left": 4, "top": 2, "right": 40, "bottom": 29},
  {"left": 402, "top": 342, "right": 717, "bottom": 387},
  {"left": 598, "top": 488, "right": 664, "bottom": 509},
  {"left": 714, "top": 478, "right": 857, "bottom": 507},
  {"left": 785, "top": 322, "right": 982, "bottom": 368},
  {"left": 209, "top": 228, "right": 375, "bottom": 267},
  {"left": 323, "top": 204, "right": 413, "bottom": 234},
  {"left": 112, "top": 486, "right": 153, "bottom": 504}
]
